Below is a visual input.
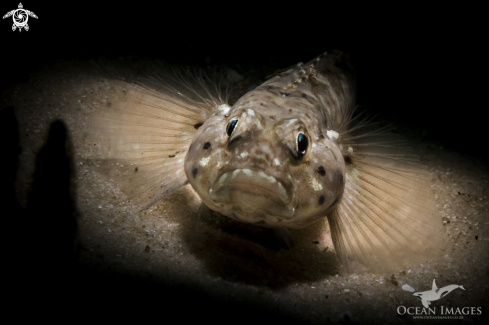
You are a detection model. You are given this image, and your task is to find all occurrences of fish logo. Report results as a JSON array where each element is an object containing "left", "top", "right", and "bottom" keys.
[
  {"left": 3, "top": 3, "right": 38, "bottom": 32},
  {"left": 413, "top": 279, "right": 465, "bottom": 308}
]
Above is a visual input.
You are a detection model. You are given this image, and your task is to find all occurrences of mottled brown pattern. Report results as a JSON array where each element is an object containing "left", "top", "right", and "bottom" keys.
[{"left": 184, "top": 51, "right": 351, "bottom": 229}]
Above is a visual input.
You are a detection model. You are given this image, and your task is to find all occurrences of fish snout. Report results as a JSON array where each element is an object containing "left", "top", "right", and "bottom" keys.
[
  {"left": 208, "top": 167, "right": 296, "bottom": 222},
  {"left": 213, "top": 132, "right": 296, "bottom": 213},
  {"left": 227, "top": 126, "right": 293, "bottom": 177}
]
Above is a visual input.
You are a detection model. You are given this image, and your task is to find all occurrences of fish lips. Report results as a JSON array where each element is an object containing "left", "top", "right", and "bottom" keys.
[{"left": 209, "top": 168, "right": 295, "bottom": 219}]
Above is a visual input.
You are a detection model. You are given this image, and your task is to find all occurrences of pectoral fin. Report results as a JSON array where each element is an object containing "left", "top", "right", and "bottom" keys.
[
  {"left": 197, "top": 201, "right": 212, "bottom": 222},
  {"left": 274, "top": 227, "right": 295, "bottom": 249},
  {"left": 84, "top": 70, "right": 226, "bottom": 211},
  {"left": 328, "top": 118, "right": 448, "bottom": 272}
]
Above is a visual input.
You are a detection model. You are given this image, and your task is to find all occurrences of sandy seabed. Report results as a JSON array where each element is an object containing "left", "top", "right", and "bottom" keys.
[{"left": 2, "top": 58, "right": 488, "bottom": 324}]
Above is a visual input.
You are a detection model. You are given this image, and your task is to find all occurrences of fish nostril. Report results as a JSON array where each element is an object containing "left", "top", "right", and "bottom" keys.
[{"left": 317, "top": 166, "right": 326, "bottom": 176}]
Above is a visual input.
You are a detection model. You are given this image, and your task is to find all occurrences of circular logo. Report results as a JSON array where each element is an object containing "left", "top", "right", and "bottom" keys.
[{"left": 13, "top": 9, "right": 28, "bottom": 27}]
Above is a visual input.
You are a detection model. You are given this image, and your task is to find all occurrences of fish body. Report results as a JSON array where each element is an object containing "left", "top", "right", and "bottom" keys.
[{"left": 86, "top": 51, "right": 446, "bottom": 272}]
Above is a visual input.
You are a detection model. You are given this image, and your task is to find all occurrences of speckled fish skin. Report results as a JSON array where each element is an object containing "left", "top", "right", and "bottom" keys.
[{"left": 185, "top": 51, "right": 354, "bottom": 229}]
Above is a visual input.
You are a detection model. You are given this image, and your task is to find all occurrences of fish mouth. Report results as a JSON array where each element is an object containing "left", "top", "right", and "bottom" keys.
[{"left": 209, "top": 168, "right": 295, "bottom": 219}]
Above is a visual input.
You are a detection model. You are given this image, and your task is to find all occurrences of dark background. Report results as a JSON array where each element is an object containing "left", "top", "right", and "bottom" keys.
[
  {"left": 2, "top": 3, "right": 485, "bottom": 160},
  {"left": 1, "top": 2, "right": 485, "bottom": 323}
]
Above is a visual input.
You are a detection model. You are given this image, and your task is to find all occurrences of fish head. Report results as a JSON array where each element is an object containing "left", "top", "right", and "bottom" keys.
[
  {"left": 185, "top": 52, "right": 355, "bottom": 229},
  {"left": 184, "top": 79, "right": 346, "bottom": 229}
]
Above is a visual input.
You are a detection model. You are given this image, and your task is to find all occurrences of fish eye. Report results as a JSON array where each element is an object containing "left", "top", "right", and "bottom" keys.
[
  {"left": 226, "top": 117, "right": 239, "bottom": 137},
  {"left": 296, "top": 132, "right": 308, "bottom": 159}
]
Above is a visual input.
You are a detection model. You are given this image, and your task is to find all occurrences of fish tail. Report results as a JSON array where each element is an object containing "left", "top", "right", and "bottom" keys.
[
  {"left": 330, "top": 108, "right": 448, "bottom": 272},
  {"left": 83, "top": 68, "right": 228, "bottom": 210}
]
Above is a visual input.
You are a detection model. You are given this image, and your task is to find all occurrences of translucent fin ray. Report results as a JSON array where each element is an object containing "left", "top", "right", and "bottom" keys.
[
  {"left": 83, "top": 68, "right": 229, "bottom": 210},
  {"left": 330, "top": 116, "right": 447, "bottom": 273}
]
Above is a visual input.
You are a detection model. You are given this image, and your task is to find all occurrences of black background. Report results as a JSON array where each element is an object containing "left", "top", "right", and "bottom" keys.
[
  {"left": 2, "top": 3, "right": 485, "bottom": 158},
  {"left": 1, "top": 2, "right": 486, "bottom": 322}
]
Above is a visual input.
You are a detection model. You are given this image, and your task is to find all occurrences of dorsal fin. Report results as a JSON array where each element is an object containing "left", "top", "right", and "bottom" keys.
[
  {"left": 279, "top": 50, "right": 355, "bottom": 92},
  {"left": 281, "top": 62, "right": 318, "bottom": 91}
]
